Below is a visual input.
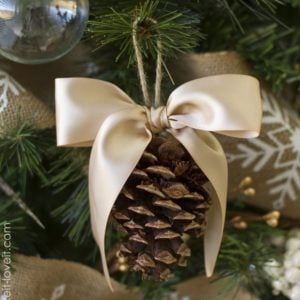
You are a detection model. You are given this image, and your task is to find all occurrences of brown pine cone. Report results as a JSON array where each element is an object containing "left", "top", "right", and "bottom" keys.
[{"left": 112, "top": 135, "right": 212, "bottom": 280}]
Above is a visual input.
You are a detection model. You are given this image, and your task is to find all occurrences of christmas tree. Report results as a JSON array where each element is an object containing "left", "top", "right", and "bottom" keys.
[{"left": 0, "top": 1, "right": 300, "bottom": 299}]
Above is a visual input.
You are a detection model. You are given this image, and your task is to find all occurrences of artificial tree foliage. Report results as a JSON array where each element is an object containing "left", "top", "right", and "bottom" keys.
[{"left": 1, "top": 1, "right": 299, "bottom": 299}]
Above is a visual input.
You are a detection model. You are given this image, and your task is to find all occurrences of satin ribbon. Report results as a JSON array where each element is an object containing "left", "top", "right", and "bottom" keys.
[{"left": 55, "top": 74, "right": 262, "bottom": 290}]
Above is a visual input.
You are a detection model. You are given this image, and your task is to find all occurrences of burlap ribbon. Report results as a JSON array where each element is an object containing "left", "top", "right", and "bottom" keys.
[
  {"left": 55, "top": 74, "right": 262, "bottom": 290},
  {"left": 0, "top": 70, "right": 55, "bottom": 137},
  {"left": 2, "top": 254, "right": 258, "bottom": 300},
  {"left": 3, "top": 255, "right": 139, "bottom": 300}
]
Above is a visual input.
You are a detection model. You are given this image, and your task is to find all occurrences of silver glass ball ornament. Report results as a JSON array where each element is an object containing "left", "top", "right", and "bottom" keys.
[{"left": 0, "top": 0, "right": 89, "bottom": 64}]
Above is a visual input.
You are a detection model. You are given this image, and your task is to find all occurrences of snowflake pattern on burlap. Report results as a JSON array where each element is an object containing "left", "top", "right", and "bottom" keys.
[
  {"left": 0, "top": 70, "right": 25, "bottom": 113},
  {"left": 227, "top": 90, "right": 300, "bottom": 209}
]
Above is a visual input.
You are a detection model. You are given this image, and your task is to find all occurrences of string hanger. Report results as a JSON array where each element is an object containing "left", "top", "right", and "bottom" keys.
[{"left": 132, "top": 17, "right": 163, "bottom": 108}]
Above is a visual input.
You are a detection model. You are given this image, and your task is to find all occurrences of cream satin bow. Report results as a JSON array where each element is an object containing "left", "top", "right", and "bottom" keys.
[{"left": 55, "top": 74, "right": 262, "bottom": 290}]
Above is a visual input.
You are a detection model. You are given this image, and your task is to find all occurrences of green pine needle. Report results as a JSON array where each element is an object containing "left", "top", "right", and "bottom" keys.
[
  {"left": 0, "top": 124, "right": 54, "bottom": 185},
  {"left": 52, "top": 178, "right": 91, "bottom": 246},
  {"left": 237, "top": 24, "right": 300, "bottom": 91},
  {"left": 88, "top": 0, "right": 203, "bottom": 65},
  {"left": 47, "top": 148, "right": 91, "bottom": 245},
  {"left": 216, "top": 223, "right": 284, "bottom": 298},
  {"left": 47, "top": 148, "right": 89, "bottom": 190}
]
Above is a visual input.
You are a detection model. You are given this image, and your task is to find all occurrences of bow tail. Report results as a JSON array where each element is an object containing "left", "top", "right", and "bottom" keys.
[
  {"left": 169, "top": 128, "right": 227, "bottom": 276},
  {"left": 89, "top": 109, "right": 152, "bottom": 291}
]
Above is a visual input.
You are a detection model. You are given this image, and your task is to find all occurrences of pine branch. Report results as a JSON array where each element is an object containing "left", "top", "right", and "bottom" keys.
[
  {"left": 216, "top": 222, "right": 283, "bottom": 298},
  {"left": 47, "top": 148, "right": 91, "bottom": 245},
  {"left": 52, "top": 178, "right": 91, "bottom": 246},
  {"left": 47, "top": 148, "right": 89, "bottom": 190},
  {"left": 87, "top": 0, "right": 300, "bottom": 95},
  {"left": 196, "top": 1, "right": 300, "bottom": 93},
  {"left": 237, "top": 23, "right": 300, "bottom": 91},
  {"left": 0, "top": 123, "right": 54, "bottom": 186},
  {"left": 228, "top": 0, "right": 286, "bottom": 29},
  {"left": 88, "top": 0, "right": 203, "bottom": 65}
]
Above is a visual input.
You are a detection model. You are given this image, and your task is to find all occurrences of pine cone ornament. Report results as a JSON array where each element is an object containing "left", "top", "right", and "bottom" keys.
[{"left": 112, "top": 135, "right": 212, "bottom": 280}]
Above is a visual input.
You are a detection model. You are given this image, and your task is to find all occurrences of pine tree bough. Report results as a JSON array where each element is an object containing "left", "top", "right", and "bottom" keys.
[{"left": 112, "top": 136, "right": 211, "bottom": 280}]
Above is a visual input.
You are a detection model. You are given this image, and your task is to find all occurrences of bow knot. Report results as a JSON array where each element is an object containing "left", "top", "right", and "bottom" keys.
[{"left": 144, "top": 106, "right": 170, "bottom": 133}]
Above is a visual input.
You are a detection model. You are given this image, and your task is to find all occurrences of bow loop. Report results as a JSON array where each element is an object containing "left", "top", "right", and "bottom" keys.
[
  {"left": 55, "top": 78, "right": 134, "bottom": 147},
  {"left": 167, "top": 75, "right": 261, "bottom": 137}
]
